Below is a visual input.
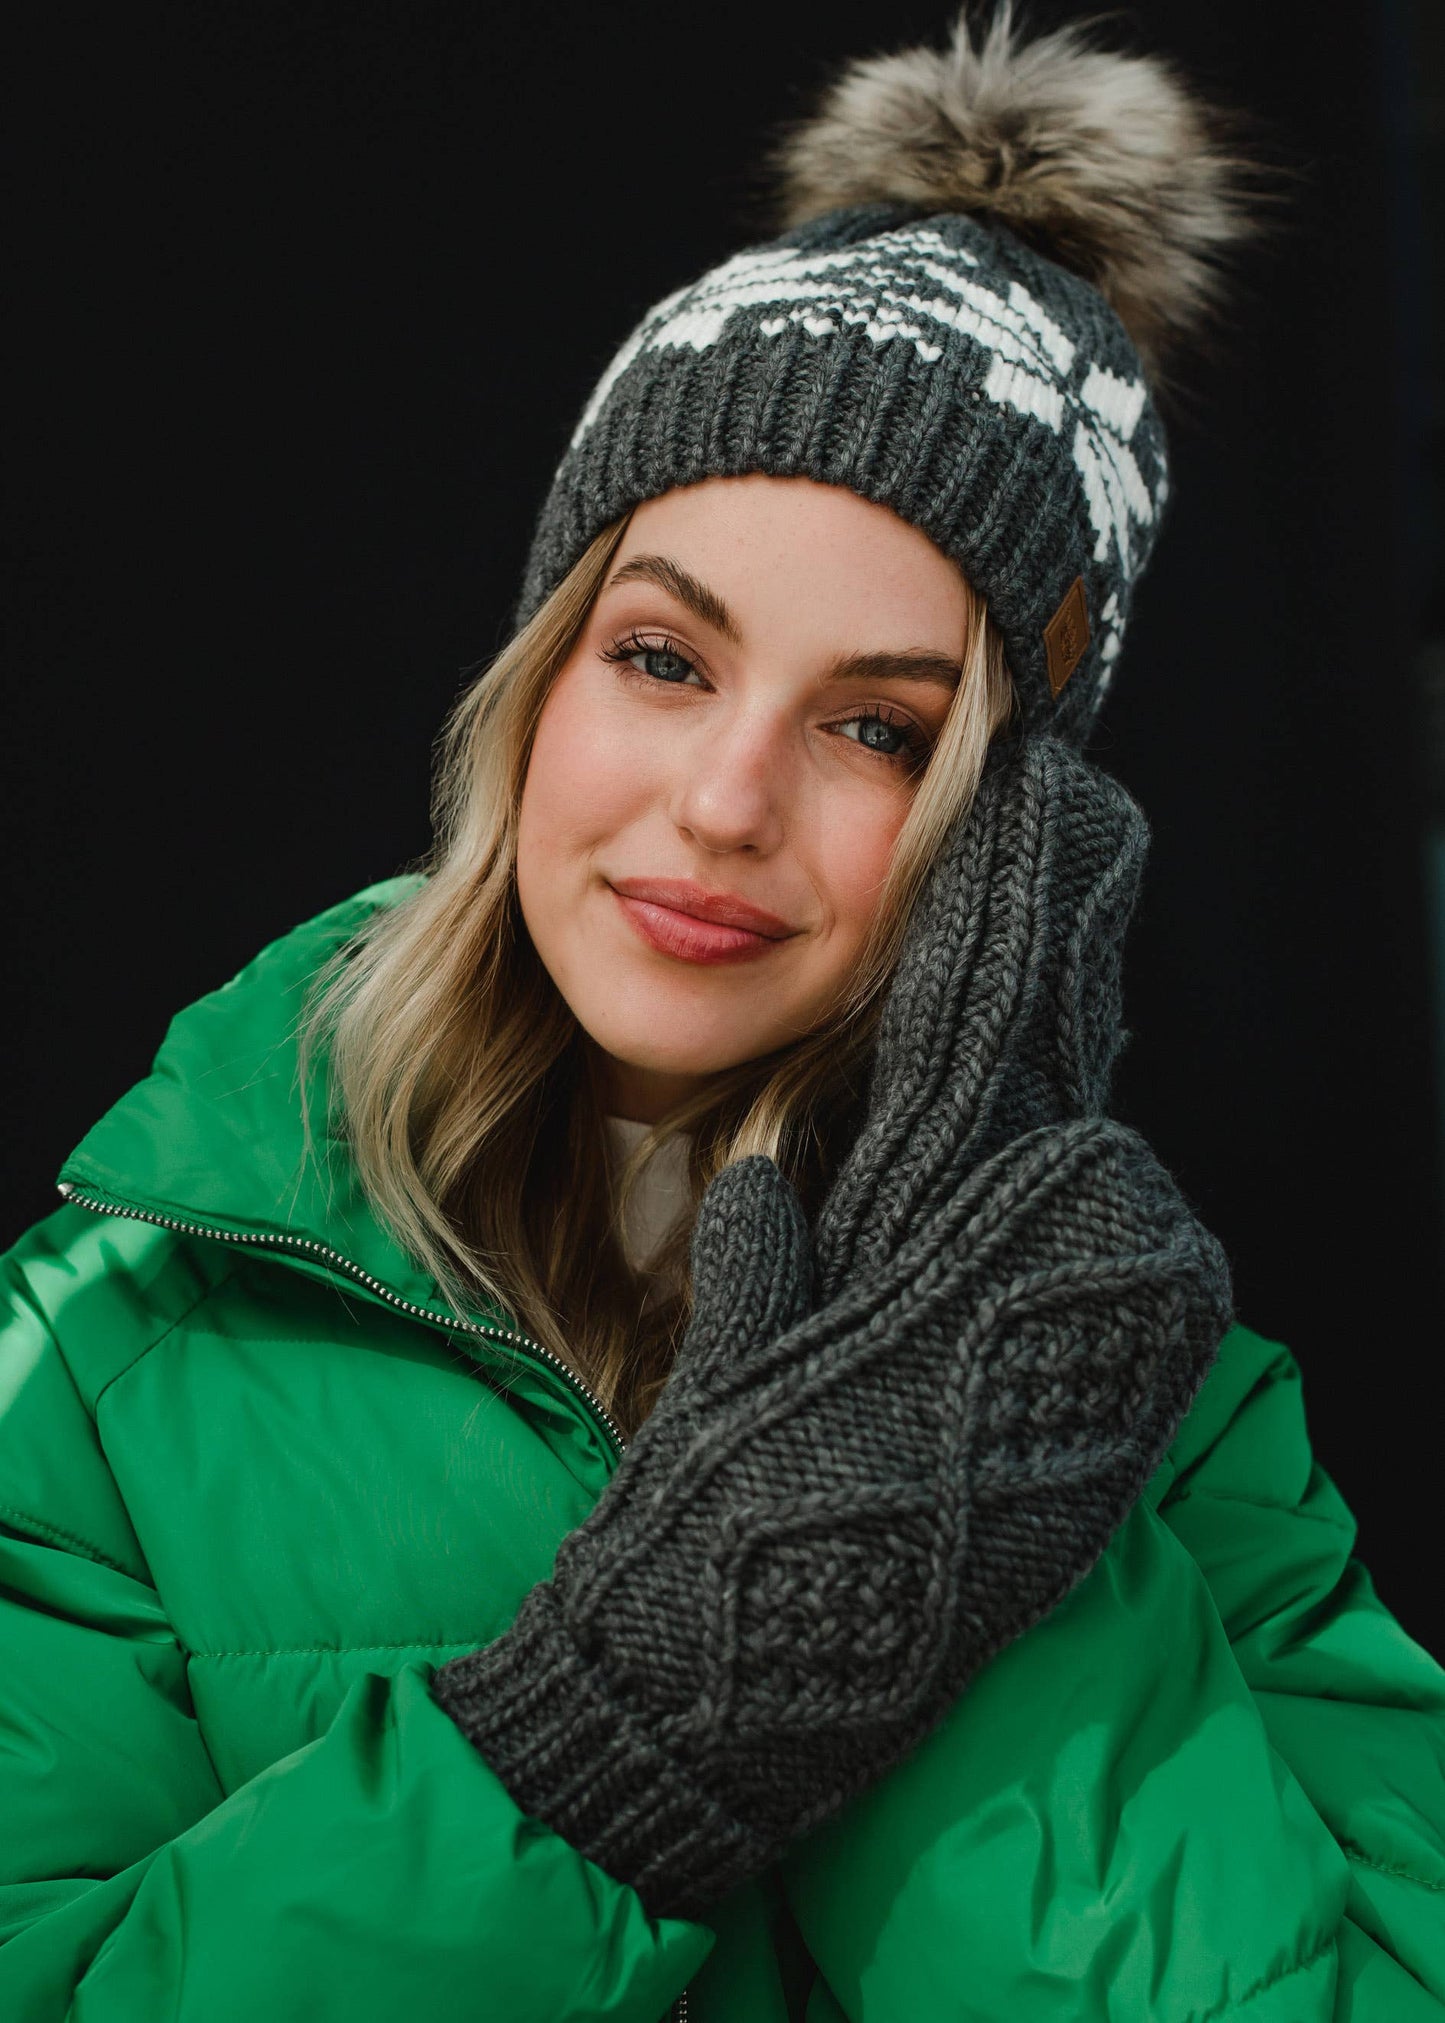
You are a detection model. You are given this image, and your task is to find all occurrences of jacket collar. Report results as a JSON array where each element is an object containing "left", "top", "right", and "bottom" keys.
[
  {"left": 56, "top": 880, "right": 627, "bottom": 1461},
  {"left": 58, "top": 878, "right": 493, "bottom": 1326}
]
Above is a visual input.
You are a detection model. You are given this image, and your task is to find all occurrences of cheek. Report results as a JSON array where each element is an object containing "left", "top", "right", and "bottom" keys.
[
  {"left": 518, "top": 672, "right": 637, "bottom": 885},
  {"left": 812, "top": 799, "right": 908, "bottom": 962}
]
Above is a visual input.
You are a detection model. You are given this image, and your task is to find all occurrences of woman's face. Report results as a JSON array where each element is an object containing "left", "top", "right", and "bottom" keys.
[{"left": 515, "top": 473, "right": 972, "bottom": 1123}]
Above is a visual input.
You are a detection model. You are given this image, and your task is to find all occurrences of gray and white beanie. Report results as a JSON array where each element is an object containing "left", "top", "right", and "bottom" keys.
[{"left": 512, "top": 4, "right": 1255, "bottom": 747}]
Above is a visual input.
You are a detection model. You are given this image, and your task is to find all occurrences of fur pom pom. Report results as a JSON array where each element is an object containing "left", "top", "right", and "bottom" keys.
[{"left": 768, "top": 2, "right": 1265, "bottom": 383}]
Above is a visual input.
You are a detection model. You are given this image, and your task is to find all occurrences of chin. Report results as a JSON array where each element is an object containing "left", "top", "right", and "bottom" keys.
[
  {"left": 610, "top": 1041, "right": 756, "bottom": 1080},
  {"left": 591, "top": 1011, "right": 781, "bottom": 1084},
  {"left": 583, "top": 988, "right": 774, "bottom": 1072}
]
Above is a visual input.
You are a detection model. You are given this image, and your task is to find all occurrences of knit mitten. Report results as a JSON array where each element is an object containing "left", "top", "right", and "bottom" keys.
[{"left": 430, "top": 735, "right": 1234, "bottom": 1919}]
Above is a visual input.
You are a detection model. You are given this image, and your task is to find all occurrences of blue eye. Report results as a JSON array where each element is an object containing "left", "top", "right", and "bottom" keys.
[
  {"left": 837, "top": 706, "right": 931, "bottom": 767},
  {"left": 852, "top": 719, "right": 894, "bottom": 752},
  {"left": 599, "top": 631, "right": 704, "bottom": 687},
  {"left": 636, "top": 645, "right": 694, "bottom": 684},
  {"left": 600, "top": 630, "right": 933, "bottom": 771}
]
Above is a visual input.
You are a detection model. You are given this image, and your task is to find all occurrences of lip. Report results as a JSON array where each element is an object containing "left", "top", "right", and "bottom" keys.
[
  {"left": 608, "top": 877, "right": 798, "bottom": 966},
  {"left": 609, "top": 877, "right": 796, "bottom": 939}
]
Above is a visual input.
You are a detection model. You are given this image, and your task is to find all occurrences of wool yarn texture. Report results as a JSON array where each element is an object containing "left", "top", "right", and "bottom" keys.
[
  {"left": 510, "top": 6, "right": 1255, "bottom": 745},
  {"left": 430, "top": 735, "right": 1236, "bottom": 1918}
]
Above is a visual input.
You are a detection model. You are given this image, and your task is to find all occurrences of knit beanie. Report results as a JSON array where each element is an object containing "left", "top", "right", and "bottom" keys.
[{"left": 512, "top": 4, "right": 1256, "bottom": 747}]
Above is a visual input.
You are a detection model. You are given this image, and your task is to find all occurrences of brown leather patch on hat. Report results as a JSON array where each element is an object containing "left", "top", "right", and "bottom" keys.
[{"left": 1043, "top": 575, "right": 1090, "bottom": 698}]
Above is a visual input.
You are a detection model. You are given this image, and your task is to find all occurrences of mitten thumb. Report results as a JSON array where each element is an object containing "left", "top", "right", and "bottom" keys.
[{"left": 679, "top": 1154, "right": 813, "bottom": 1382}]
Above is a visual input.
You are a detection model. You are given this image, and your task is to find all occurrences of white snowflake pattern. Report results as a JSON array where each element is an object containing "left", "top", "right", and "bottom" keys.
[{"left": 572, "top": 226, "right": 1164, "bottom": 678}]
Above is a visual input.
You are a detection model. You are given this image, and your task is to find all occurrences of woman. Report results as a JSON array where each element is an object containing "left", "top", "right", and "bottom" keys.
[{"left": 3, "top": 7, "right": 1442, "bottom": 2019}]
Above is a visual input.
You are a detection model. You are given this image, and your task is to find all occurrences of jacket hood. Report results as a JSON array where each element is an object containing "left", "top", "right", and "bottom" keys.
[{"left": 56, "top": 877, "right": 487, "bottom": 1326}]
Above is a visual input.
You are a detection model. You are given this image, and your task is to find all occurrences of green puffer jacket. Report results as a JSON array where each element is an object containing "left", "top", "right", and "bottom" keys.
[{"left": 3, "top": 880, "right": 1443, "bottom": 2023}]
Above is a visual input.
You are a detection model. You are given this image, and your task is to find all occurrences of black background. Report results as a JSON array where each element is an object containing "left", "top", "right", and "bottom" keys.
[{"left": 7, "top": 1, "right": 1443, "bottom": 1657}]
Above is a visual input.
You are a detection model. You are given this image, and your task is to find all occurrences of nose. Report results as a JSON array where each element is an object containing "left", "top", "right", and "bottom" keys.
[{"left": 670, "top": 703, "right": 789, "bottom": 856}]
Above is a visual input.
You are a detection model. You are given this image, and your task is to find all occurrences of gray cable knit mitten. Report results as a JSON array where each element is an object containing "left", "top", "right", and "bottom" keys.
[{"left": 430, "top": 734, "right": 1235, "bottom": 1920}]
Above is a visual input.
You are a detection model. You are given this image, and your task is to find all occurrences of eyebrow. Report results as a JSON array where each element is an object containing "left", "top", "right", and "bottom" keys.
[
  {"left": 609, "top": 554, "right": 742, "bottom": 644},
  {"left": 604, "top": 552, "right": 962, "bottom": 691}
]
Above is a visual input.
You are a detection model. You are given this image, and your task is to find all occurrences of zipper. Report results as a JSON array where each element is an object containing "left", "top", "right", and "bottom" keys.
[
  {"left": 58, "top": 1181, "right": 695, "bottom": 2019},
  {"left": 56, "top": 1182, "right": 627, "bottom": 1455}
]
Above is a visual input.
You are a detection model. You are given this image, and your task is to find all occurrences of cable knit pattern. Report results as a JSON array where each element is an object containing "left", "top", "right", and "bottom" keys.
[{"left": 431, "top": 736, "right": 1234, "bottom": 1918}]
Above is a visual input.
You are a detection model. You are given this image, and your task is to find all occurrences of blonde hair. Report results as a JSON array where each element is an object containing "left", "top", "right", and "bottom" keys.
[{"left": 301, "top": 509, "right": 1016, "bottom": 1435}]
